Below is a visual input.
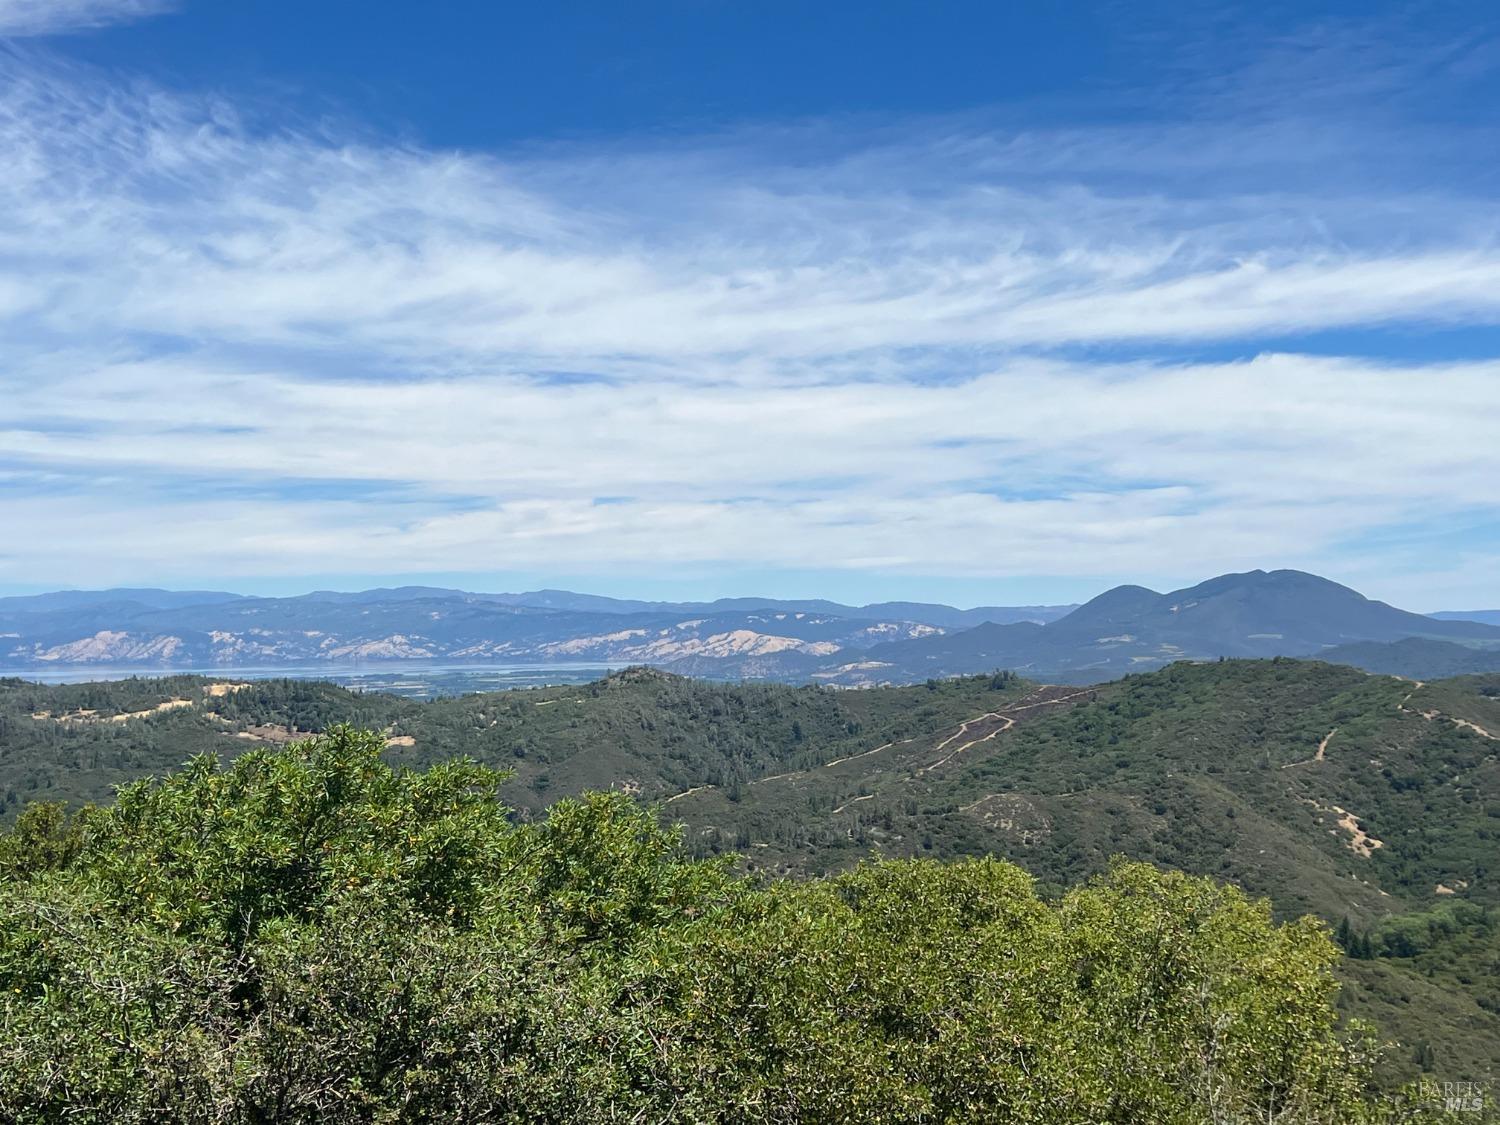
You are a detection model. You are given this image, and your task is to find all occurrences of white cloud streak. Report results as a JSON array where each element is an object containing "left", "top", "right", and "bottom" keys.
[
  {"left": 0, "top": 55, "right": 1497, "bottom": 604},
  {"left": 0, "top": 0, "right": 170, "bottom": 36}
]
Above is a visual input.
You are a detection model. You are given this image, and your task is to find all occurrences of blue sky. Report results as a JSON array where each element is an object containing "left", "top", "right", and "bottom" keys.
[{"left": 1, "top": 0, "right": 1498, "bottom": 610}]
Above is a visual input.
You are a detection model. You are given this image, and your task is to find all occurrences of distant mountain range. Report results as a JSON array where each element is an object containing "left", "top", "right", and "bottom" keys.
[
  {"left": 1430, "top": 609, "right": 1500, "bottom": 627},
  {"left": 1, "top": 570, "right": 1496, "bottom": 684},
  {"left": 0, "top": 586, "right": 1072, "bottom": 673}
]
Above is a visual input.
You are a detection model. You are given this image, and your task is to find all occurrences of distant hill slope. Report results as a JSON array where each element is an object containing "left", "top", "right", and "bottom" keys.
[
  {"left": 1320, "top": 637, "right": 1500, "bottom": 679},
  {"left": 0, "top": 586, "right": 1072, "bottom": 673},
  {"left": 1432, "top": 609, "right": 1500, "bottom": 627},
  {"left": 807, "top": 569, "right": 1500, "bottom": 684},
  {"left": 0, "top": 668, "right": 1026, "bottom": 816},
  {"left": 0, "top": 588, "right": 244, "bottom": 614},
  {"left": 1, "top": 659, "right": 1497, "bottom": 1082},
  {"left": 488, "top": 589, "right": 1078, "bottom": 628},
  {"left": 0, "top": 596, "right": 945, "bottom": 669},
  {"left": 1053, "top": 568, "right": 1498, "bottom": 648}
]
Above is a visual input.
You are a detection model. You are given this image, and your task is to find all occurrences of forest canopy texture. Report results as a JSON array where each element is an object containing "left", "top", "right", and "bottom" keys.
[{"left": 0, "top": 727, "right": 1437, "bottom": 1123}]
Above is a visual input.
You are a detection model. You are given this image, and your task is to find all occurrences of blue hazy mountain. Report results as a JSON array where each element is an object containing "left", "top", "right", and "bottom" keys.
[
  {"left": 803, "top": 570, "right": 1500, "bottom": 685},
  {"left": 1431, "top": 609, "right": 1500, "bottom": 627},
  {"left": 1, "top": 571, "right": 1494, "bottom": 685}
]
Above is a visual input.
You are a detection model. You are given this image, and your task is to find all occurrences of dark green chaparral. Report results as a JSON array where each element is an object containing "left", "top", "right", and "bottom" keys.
[{"left": 0, "top": 726, "right": 1431, "bottom": 1123}]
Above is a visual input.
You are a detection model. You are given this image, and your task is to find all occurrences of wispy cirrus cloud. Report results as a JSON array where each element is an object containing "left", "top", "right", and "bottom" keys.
[
  {"left": 0, "top": 0, "right": 171, "bottom": 36},
  {"left": 1, "top": 43, "right": 1498, "bottom": 606},
  {"left": 5, "top": 53, "right": 1500, "bottom": 375}
]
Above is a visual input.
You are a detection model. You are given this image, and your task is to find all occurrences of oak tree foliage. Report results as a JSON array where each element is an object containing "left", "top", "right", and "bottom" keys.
[{"left": 0, "top": 727, "right": 1422, "bottom": 1122}]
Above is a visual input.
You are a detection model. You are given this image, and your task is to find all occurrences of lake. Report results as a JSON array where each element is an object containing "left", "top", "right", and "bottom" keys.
[{"left": 0, "top": 662, "right": 624, "bottom": 700}]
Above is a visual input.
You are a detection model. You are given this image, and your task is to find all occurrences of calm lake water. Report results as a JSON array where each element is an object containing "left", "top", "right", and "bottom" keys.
[{"left": 0, "top": 662, "right": 624, "bottom": 700}]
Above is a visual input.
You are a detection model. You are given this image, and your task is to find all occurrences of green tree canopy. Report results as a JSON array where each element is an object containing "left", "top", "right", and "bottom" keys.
[{"left": 0, "top": 727, "right": 1415, "bottom": 1122}]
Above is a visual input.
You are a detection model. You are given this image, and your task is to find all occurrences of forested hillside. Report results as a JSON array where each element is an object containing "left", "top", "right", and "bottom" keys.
[
  {"left": 0, "top": 729, "right": 1425, "bottom": 1121},
  {"left": 0, "top": 669, "right": 1026, "bottom": 814},
  {"left": 2, "top": 661, "right": 1498, "bottom": 1087},
  {"left": 660, "top": 661, "right": 1500, "bottom": 1084}
]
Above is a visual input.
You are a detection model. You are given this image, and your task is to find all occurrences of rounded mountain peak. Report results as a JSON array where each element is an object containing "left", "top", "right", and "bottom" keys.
[{"left": 1050, "top": 584, "right": 1164, "bottom": 631}]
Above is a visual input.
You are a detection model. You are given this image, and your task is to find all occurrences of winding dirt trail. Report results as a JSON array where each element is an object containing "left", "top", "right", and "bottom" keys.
[
  {"left": 1450, "top": 717, "right": 1498, "bottom": 740},
  {"left": 822, "top": 735, "right": 917, "bottom": 768},
  {"left": 921, "top": 716, "right": 1014, "bottom": 772},
  {"left": 1396, "top": 683, "right": 1498, "bottom": 740},
  {"left": 932, "top": 713, "right": 1004, "bottom": 753},
  {"left": 1282, "top": 727, "right": 1338, "bottom": 769},
  {"left": 1315, "top": 728, "right": 1336, "bottom": 760},
  {"left": 917, "top": 688, "right": 1095, "bottom": 774}
]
